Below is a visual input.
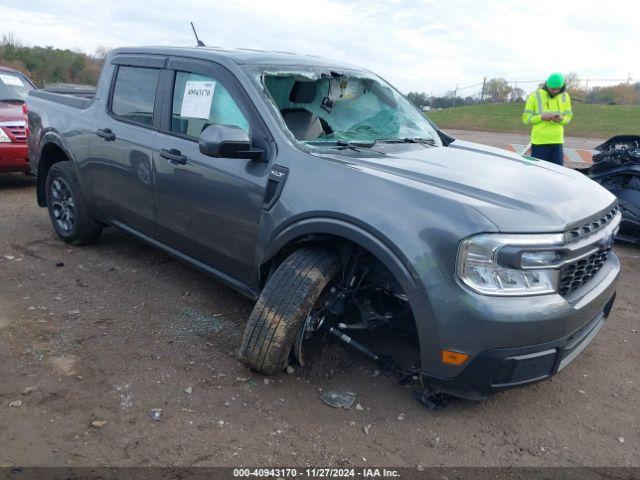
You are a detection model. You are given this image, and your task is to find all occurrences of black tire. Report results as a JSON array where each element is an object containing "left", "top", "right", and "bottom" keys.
[
  {"left": 239, "top": 247, "right": 340, "bottom": 375},
  {"left": 45, "top": 162, "right": 102, "bottom": 245}
]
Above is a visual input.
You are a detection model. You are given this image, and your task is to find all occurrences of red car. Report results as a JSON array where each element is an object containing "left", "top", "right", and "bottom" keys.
[{"left": 0, "top": 66, "right": 35, "bottom": 173}]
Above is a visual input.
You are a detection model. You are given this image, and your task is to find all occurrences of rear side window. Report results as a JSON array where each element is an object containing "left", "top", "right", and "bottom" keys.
[
  {"left": 170, "top": 71, "right": 249, "bottom": 139},
  {"left": 111, "top": 66, "right": 159, "bottom": 126}
]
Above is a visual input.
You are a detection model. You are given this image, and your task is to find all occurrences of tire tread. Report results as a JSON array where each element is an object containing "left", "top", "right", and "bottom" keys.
[{"left": 238, "top": 247, "right": 339, "bottom": 374}]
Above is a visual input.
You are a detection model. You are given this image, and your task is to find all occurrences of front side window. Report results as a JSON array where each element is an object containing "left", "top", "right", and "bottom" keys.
[
  {"left": 0, "top": 71, "right": 34, "bottom": 101},
  {"left": 111, "top": 66, "right": 159, "bottom": 126},
  {"left": 256, "top": 68, "right": 439, "bottom": 148},
  {"left": 171, "top": 71, "right": 249, "bottom": 139}
]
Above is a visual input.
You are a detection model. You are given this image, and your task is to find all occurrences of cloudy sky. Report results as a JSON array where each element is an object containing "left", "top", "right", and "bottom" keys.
[{"left": 1, "top": 0, "right": 638, "bottom": 94}]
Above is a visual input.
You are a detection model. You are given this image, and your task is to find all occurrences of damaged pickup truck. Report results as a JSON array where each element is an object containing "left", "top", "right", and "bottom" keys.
[{"left": 27, "top": 47, "right": 621, "bottom": 401}]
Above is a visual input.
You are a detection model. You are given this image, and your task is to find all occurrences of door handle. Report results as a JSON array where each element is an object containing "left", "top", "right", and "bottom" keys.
[
  {"left": 160, "top": 148, "right": 188, "bottom": 165},
  {"left": 96, "top": 128, "right": 116, "bottom": 141}
]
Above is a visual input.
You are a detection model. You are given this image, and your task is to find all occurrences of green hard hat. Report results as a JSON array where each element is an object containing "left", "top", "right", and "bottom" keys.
[{"left": 546, "top": 72, "right": 565, "bottom": 89}]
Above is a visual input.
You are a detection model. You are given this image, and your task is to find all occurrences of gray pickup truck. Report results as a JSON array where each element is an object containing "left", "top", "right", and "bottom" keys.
[{"left": 27, "top": 46, "right": 621, "bottom": 401}]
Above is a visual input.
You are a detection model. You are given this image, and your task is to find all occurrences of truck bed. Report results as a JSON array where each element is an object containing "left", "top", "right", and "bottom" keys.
[{"left": 29, "top": 85, "right": 96, "bottom": 109}]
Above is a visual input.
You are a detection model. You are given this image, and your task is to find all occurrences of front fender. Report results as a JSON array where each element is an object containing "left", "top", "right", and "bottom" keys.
[
  {"left": 261, "top": 215, "right": 444, "bottom": 382},
  {"left": 263, "top": 216, "right": 422, "bottom": 296}
]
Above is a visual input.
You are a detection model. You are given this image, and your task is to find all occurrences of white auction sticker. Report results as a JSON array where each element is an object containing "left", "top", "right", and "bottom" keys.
[
  {"left": 0, "top": 74, "right": 24, "bottom": 87},
  {"left": 180, "top": 81, "right": 215, "bottom": 119}
]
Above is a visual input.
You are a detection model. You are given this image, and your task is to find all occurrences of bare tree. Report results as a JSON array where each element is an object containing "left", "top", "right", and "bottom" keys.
[
  {"left": 94, "top": 45, "right": 111, "bottom": 65},
  {"left": 406, "top": 91, "right": 430, "bottom": 108},
  {"left": 563, "top": 72, "right": 587, "bottom": 100},
  {"left": 510, "top": 86, "right": 525, "bottom": 102},
  {"left": 1, "top": 32, "right": 20, "bottom": 47},
  {"left": 564, "top": 72, "right": 580, "bottom": 90},
  {"left": 484, "top": 78, "right": 512, "bottom": 103}
]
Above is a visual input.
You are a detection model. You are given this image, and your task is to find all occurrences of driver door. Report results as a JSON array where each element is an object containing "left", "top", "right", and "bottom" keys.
[{"left": 153, "top": 57, "right": 272, "bottom": 289}]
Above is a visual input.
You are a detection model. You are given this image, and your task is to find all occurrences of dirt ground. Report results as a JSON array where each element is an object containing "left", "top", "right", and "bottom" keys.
[{"left": 0, "top": 173, "right": 638, "bottom": 468}]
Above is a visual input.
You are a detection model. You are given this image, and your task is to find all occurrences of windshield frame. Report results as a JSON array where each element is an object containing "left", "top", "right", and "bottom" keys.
[{"left": 243, "top": 64, "right": 442, "bottom": 151}]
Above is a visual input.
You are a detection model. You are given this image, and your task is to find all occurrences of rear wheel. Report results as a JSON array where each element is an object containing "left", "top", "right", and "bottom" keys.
[
  {"left": 238, "top": 247, "right": 340, "bottom": 374},
  {"left": 46, "top": 162, "right": 102, "bottom": 245}
]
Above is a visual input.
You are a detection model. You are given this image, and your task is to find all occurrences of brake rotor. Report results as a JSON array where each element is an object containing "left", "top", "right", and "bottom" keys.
[{"left": 293, "top": 310, "right": 326, "bottom": 367}]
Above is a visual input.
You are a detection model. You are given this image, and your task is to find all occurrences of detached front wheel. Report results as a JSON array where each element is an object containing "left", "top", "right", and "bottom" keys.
[{"left": 239, "top": 247, "right": 340, "bottom": 374}]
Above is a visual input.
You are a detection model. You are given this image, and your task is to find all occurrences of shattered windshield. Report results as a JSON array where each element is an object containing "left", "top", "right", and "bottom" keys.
[{"left": 250, "top": 67, "right": 439, "bottom": 148}]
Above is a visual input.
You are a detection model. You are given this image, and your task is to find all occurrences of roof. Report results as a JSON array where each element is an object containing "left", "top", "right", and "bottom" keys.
[
  {"left": 111, "top": 46, "right": 361, "bottom": 70},
  {"left": 0, "top": 65, "right": 21, "bottom": 73}
]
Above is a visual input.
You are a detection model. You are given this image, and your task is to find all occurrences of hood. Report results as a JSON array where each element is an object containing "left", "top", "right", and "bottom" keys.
[
  {"left": 325, "top": 140, "right": 617, "bottom": 233},
  {"left": 0, "top": 101, "right": 25, "bottom": 123}
]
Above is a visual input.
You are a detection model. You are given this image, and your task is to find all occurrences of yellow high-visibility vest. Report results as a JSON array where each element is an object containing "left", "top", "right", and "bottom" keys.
[{"left": 522, "top": 89, "right": 573, "bottom": 144}]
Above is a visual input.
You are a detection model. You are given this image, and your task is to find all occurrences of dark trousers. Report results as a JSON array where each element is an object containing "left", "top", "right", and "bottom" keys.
[{"left": 531, "top": 144, "right": 564, "bottom": 165}]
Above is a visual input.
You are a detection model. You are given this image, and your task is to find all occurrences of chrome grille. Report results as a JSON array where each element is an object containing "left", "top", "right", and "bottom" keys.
[
  {"left": 564, "top": 207, "right": 618, "bottom": 243},
  {"left": 7, "top": 125, "right": 27, "bottom": 143},
  {"left": 559, "top": 244, "right": 612, "bottom": 295},
  {"left": 558, "top": 206, "right": 619, "bottom": 295}
]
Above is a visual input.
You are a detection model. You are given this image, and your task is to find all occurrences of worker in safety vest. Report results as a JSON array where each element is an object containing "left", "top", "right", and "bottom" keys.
[{"left": 522, "top": 73, "right": 573, "bottom": 165}]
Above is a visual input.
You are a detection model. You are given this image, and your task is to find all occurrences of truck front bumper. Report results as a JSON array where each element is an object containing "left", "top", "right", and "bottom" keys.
[
  {"left": 410, "top": 254, "right": 620, "bottom": 400},
  {"left": 0, "top": 143, "right": 30, "bottom": 173},
  {"left": 427, "top": 293, "right": 615, "bottom": 400}
]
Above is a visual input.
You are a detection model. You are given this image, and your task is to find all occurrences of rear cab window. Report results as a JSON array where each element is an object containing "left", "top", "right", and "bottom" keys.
[
  {"left": 110, "top": 66, "right": 160, "bottom": 127},
  {"left": 170, "top": 71, "right": 249, "bottom": 139}
]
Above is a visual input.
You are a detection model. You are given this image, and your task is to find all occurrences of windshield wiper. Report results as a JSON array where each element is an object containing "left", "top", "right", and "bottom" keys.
[
  {"left": 335, "top": 140, "right": 376, "bottom": 151},
  {"left": 375, "top": 137, "right": 437, "bottom": 146},
  {"left": 0, "top": 98, "right": 25, "bottom": 104},
  {"left": 304, "top": 140, "right": 384, "bottom": 154}
]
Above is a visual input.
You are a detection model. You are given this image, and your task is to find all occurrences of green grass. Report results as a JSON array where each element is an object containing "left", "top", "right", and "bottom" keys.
[{"left": 427, "top": 103, "right": 640, "bottom": 138}]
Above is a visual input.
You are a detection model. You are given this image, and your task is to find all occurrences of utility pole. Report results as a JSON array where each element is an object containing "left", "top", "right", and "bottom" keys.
[
  {"left": 452, "top": 85, "right": 458, "bottom": 108},
  {"left": 625, "top": 72, "right": 632, "bottom": 105},
  {"left": 480, "top": 77, "right": 486, "bottom": 103},
  {"left": 584, "top": 78, "right": 589, "bottom": 103}
]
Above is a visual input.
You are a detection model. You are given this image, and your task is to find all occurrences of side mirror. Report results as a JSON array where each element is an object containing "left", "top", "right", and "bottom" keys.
[{"left": 199, "top": 124, "right": 264, "bottom": 160}]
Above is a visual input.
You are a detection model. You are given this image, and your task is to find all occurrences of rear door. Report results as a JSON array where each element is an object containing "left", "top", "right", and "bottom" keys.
[
  {"left": 153, "top": 57, "right": 273, "bottom": 289},
  {"left": 87, "top": 55, "right": 166, "bottom": 236}
]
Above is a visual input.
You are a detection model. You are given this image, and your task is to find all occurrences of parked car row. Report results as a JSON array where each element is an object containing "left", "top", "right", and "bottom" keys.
[{"left": 0, "top": 65, "right": 34, "bottom": 174}]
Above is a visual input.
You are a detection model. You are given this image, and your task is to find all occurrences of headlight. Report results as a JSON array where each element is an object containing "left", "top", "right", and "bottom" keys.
[
  {"left": 456, "top": 233, "right": 564, "bottom": 296},
  {"left": 0, "top": 128, "right": 11, "bottom": 143}
]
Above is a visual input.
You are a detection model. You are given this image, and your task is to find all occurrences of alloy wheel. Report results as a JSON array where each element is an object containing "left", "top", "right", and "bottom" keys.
[{"left": 50, "top": 177, "right": 75, "bottom": 233}]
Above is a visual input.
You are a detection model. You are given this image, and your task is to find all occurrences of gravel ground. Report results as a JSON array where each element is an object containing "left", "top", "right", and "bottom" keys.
[{"left": 0, "top": 173, "right": 638, "bottom": 468}]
